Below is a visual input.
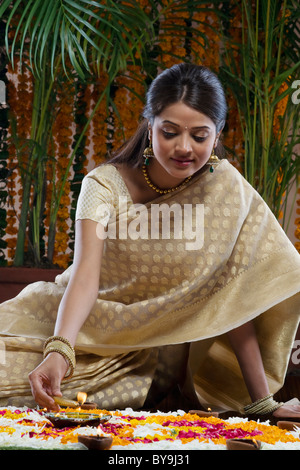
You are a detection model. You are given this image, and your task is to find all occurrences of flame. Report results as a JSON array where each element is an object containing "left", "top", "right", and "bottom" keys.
[{"left": 77, "top": 392, "right": 87, "bottom": 405}]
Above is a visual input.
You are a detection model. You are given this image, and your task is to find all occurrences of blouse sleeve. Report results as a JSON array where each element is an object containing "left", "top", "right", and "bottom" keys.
[{"left": 75, "top": 166, "right": 115, "bottom": 227}]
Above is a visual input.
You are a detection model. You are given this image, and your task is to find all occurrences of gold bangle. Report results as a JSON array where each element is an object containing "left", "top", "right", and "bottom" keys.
[
  {"left": 243, "top": 394, "right": 283, "bottom": 415},
  {"left": 44, "top": 347, "right": 75, "bottom": 379},
  {"left": 44, "top": 335, "right": 75, "bottom": 353},
  {"left": 244, "top": 394, "right": 273, "bottom": 411},
  {"left": 44, "top": 341, "right": 76, "bottom": 363},
  {"left": 43, "top": 340, "right": 76, "bottom": 380}
]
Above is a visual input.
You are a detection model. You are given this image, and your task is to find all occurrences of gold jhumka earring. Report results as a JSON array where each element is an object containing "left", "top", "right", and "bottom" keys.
[
  {"left": 207, "top": 148, "right": 220, "bottom": 173},
  {"left": 143, "top": 140, "right": 154, "bottom": 166}
]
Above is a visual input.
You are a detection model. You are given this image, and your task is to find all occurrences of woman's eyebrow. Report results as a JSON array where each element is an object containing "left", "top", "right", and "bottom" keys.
[
  {"left": 161, "top": 120, "right": 211, "bottom": 130},
  {"left": 161, "top": 120, "right": 180, "bottom": 127}
]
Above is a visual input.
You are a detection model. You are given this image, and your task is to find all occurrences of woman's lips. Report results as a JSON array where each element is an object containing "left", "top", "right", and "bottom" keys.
[{"left": 171, "top": 158, "right": 193, "bottom": 167}]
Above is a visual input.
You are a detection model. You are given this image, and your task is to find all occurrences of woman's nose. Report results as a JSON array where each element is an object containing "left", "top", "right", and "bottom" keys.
[{"left": 176, "top": 134, "right": 193, "bottom": 153}]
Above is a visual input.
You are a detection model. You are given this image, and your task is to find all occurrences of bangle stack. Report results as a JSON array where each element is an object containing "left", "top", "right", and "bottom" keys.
[
  {"left": 43, "top": 336, "right": 76, "bottom": 380},
  {"left": 243, "top": 394, "right": 283, "bottom": 416}
]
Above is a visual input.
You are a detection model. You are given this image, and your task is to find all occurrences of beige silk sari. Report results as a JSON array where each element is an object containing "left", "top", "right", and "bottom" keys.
[{"left": 0, "top": 160, "right": 299, "bottom": 411}]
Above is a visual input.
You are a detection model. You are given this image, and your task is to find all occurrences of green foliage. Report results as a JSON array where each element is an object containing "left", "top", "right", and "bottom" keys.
[
  {"left": 0, "top": 0, "right": 299, "bottom": 266},
  {"left": 0, "top": 0, "right": 156, "bottom": 266},
  {"left": 220, "top": 0, "right": 300, "bottom": 227},
  {"left": 0, "top": 0, "right": 154, "bottom": 80}
]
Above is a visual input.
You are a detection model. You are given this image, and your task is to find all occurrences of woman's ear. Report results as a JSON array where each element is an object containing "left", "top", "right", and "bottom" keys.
[
  {"left": 147, "top": 121, "right": 152, "bottom": 141},
  {"left": 214, "top": 129, "right": 223, "bottom": 148}
]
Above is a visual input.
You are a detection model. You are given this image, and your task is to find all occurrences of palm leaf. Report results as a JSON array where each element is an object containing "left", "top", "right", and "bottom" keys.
[
  {"left": 219, "top": 0, "right": 300, "bottom": 223},
  {"left": 0, "top": 0, "right": 154, "bottom": 79}
]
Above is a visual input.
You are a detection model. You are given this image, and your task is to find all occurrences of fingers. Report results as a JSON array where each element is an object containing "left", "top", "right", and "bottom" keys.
[
  {"left": 50, "top": 376, "right": 63, "bottom": 400},
  {"left": 28, "top": 354, "right": 67, "bottom": 411},
  {"left": 28, "top": 370, "right": 59, "bottom": 411}
]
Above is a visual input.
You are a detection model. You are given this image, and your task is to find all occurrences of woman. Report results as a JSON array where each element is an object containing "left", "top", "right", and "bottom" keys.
[{"left": 1, "top": 64, "right": 300, "bottom": 421}]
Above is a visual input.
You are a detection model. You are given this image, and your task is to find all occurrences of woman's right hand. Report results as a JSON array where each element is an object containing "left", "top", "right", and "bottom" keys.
[{"left": 28, "top": 352, "right": 68, "bottom": 411}]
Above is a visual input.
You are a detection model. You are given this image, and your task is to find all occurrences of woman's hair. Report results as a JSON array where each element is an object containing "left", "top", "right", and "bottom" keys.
[{"left": 110, "top": 63, "right": 227, "bottom": 168}]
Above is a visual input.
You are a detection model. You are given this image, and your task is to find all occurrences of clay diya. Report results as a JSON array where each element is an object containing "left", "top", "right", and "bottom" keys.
[
  {"left": 189, "top": 409, "right": 219, "bottom": 418},
  {"left": 226, "top": 438, "right": 262, "bottom": 450},
  {"left": 78, "top": 434, "right": 113, "bottom": 450},
  {"left": 76, "top": 392, "right": 97, "bottom": 410},
  {"left": 277, "top": 421, "right": 300, "bottom": 432},
  {"left": 80, "top": 402, "right": 97, "bottom": 410},
  {"left": 45, "top": 412, "right": 111, "bottom": 429}
]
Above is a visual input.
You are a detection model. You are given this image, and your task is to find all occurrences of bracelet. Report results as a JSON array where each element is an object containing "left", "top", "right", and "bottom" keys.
[
  {"left": 43, "top": 336, "right": 76, "bottom": 380},
  {"left": 44, "top": 335, "right": 75, "bottom": 354},
  {"left": 44, "top": 342, "right": 75, "bottom": 379},
  {"left": 243, "top": 394, "right": 283, "bottom": 415}
]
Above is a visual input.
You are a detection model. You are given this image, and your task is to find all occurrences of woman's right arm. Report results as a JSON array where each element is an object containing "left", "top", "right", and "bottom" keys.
[
  {"left": 53, "top": 219, "right": 105, "bottom": 344},
  {"left": 28, "top": 219, "right": 105, "bottom": 410}
]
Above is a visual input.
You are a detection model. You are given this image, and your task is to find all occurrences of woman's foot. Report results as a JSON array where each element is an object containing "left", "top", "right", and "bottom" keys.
[
  {"left": 272, "top": 402, "right": 300, "bottom": 421},
  {"left": 246, "top": 400, "right": 300, "bottom": 425}
]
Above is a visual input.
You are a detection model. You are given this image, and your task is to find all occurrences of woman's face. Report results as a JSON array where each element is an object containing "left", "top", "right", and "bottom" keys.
[{"left": 149, "top": 101, "right": 220, "bottom": 184}]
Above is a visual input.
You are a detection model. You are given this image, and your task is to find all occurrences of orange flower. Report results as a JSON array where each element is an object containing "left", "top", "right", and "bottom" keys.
[
  {"left": 91, "top": 73, "right": 109, "bottom": 166},
  {"left": 113, "top": 65, "right": 145, "bottom": 150},
  {"left": 273, "top": 82, "right": 289, "bottom": 140},
  {"left": 51, "top": 79, "right": 75, "bottom": 268}
]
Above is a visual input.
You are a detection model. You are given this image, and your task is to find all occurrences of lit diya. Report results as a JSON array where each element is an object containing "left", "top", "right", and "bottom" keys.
[
  {"left": 45, "top": 392, "right": 110, "bottom": 428},
  {"left": 45, "top": 411, "right": 110, "bottom": 429},
  {"left": 76, "top": 392, "right": 98, "bottom": 410},
  {"left": 189, "top": 408, "right": 219, "bottom": 418}
]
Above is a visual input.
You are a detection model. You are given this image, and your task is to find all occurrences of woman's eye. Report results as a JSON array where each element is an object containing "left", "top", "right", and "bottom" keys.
[
  {"left": 162, "top": 130, "right": 177, "bottom": 138},
  {"left": 162, "top": 130, "right": 207, "bottom": 142},
  {"left": 193, "top": 136, "right": 206, "bottom": 143}
]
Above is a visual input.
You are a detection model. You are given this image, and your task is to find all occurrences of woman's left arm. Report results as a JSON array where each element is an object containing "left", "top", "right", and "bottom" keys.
[{"left": 227, "top": 321, "right": 300, "bottom": 419}]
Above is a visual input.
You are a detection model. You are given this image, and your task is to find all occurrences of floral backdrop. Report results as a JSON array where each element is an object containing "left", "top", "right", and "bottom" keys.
[{"left": 0, "top": 1, "right": 299, "bottom": 270}]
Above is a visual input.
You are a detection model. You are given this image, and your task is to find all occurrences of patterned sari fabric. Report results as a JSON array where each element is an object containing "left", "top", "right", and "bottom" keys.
[{"left": 0, "top": 160, "right": 299, "bottom": 411}]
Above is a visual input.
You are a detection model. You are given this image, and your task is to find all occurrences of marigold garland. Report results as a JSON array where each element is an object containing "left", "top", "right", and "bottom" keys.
[
  {"left": 112, "top": 65, "right": 145, "bottom": 151},
  {"left": 190, "top": 8, "right": 221, "bottom": 71},
  {"left": 51, "top": 80, "right": 75, "bottom": 268},
  {"left": 68, "top": 82, "right": 91, "bottom": 256},
  {"left": 1, "top": 1, "right": 299, "bottom": 265},
  {"left": 273, "top": 82, "right": 289, "bottom": 140},
  {"left": 5, "top": 59, "right": 33, "bottom": 263},
  {"left": 218, "top": 3, "right": 245, "bottom": 170},
  {"left": 90, "top": 75, "right": 109, "bottom": 166},
  {"left": 81, "top": 84, "right": 93, "bottom": 173},
  {"left": 5, "top": 64, "right": 19, "bottom": 263},
  {"left": 158, "top": 0, "right": 189, "bottom": 68}
]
